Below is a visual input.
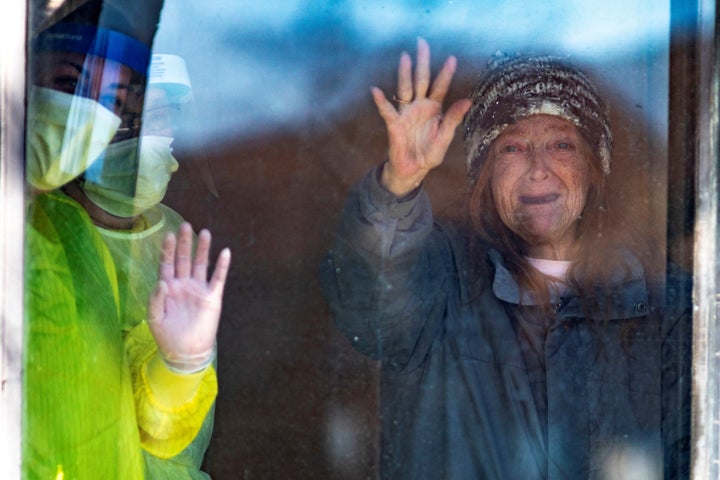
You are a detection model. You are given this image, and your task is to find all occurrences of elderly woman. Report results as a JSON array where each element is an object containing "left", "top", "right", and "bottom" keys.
[{"left": 320, "top": 39, "right": 690, "bottom": 479}]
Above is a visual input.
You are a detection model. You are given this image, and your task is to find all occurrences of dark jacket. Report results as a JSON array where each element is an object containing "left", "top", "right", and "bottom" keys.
[{"left": 319, "top": 167, "right": 691, "bottom": 480}]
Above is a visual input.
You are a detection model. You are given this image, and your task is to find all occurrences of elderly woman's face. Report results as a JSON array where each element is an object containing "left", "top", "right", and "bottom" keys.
[{"left": 489, "top": 115, "right": 590, "bottom": 259}]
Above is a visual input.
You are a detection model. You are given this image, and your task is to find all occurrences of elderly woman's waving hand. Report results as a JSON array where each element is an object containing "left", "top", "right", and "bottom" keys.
[{"left": 371, "top": 37, "right": 471, "bottom": 196}]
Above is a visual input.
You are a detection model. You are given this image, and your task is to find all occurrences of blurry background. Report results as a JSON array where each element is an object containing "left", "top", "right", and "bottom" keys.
[{"left": 150, "top": 1, "right": 681, "bottom": 478}]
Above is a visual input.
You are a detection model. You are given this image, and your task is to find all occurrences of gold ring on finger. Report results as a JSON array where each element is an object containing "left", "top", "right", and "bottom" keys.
[{"left": 392, "top": 94, "right": 412, "bottom": 104}]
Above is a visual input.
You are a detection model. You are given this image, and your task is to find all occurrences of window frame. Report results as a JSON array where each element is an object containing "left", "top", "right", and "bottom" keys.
[
  {"left": 1, "top": 1, "right": 718, "bottom": 478},
  {"left": 688, "top": 0, "right": 720, "bottom": 477},
  {"left": 0, "top": 0, "right": 27, "bottom": 478}
]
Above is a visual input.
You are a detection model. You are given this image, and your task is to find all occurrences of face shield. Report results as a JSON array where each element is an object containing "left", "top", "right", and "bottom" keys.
[
  {"left": 80, "top": 54, "right": 195, "bottom": 218},
  {"left": 27, "top": 21, "right": 151, "bottom": 192},
  {"left": 142, "top": 53, "right": 220, "bottom": 200}
]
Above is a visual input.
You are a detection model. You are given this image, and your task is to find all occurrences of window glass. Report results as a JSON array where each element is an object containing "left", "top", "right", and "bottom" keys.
[{"left": 22, "top": 1, "right": 701, "bottom": 479}]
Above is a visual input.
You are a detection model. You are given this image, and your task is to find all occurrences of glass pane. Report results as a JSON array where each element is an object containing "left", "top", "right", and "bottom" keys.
[{"left": 22, "top": 1, "right": 700, "bottom": 479}]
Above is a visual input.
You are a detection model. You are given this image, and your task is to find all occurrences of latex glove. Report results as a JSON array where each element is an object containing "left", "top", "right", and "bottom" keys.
[{"left": 148, "top": 222, "right": 231, "bottom": 373}]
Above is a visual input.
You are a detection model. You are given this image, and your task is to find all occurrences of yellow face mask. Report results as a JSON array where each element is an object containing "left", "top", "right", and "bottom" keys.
[
  {"left": 81, "top": 135, "right": 179, "bottom": 218},
  {"left": 26, "top": 86, "right": 122, "bottom": 191}
]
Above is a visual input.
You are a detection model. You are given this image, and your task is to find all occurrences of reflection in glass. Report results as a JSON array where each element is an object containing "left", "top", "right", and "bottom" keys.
[{"left": 23, "top": 1, "right": 229, "bottom": 479}]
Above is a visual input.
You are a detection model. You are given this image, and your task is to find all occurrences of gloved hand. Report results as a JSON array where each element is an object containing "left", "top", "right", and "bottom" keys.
[{"left": 148, "top": 222, "right": 231, "bottom": 374}]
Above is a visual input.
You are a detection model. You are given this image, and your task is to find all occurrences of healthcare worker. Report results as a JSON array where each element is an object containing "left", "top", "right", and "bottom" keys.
[
  {"left": 70, "top": 53, "right": 195, "bottom": 335},
  {"left": 70, "top": 53, "right": 217, "bottom": 478},
  {"left": 24, "top": 2, "right": 230, "bottom": 479}
]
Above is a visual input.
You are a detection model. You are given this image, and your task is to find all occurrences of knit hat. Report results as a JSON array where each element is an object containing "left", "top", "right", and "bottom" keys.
[{"left": 463, "top": 53, "right": 613, "bottom": 181}]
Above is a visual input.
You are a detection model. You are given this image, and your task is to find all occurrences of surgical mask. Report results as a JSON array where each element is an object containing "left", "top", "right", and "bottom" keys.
[
  {"left": 81, "top": 135, "right": 179, "bottom": 218},
  {"left": 26, "top": 85, "right": 122, "bottom": 191}
]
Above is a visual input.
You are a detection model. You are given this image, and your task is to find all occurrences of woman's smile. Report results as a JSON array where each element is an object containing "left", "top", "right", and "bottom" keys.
[{"left": 519, "top": 193, "right": 561, "bottom": 205}]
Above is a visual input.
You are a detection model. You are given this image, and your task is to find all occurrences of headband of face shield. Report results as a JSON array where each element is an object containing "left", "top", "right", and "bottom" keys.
[
  {"left": 27, "top": 23, "right": 151, "bottom": 191},
  {"left": 32, "top": 22, "right": 151, "bottom": 75},
  {"left": 142, "top": 54, "right": 193, "bottom": 136}
]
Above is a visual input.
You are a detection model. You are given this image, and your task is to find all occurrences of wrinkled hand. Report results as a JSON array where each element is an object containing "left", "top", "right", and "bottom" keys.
[
  {"left": 372, "top": 37, "right": 472, "bottom": 196},
  {"left": 148, "top": 222, "right": 231, "bottom": 374}
]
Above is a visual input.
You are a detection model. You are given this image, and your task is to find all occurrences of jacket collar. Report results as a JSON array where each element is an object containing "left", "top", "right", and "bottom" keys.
[{"left": 488, "top": 248, "right": 650, "bottom": 320}]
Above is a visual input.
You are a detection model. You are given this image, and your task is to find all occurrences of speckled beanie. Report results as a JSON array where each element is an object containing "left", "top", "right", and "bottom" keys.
[{"left": 463, "top": 53, "right": 613, "bottom": 182}]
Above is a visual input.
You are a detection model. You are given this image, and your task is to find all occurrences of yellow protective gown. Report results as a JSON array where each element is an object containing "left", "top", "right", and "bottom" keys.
[
  {"left": 23, "top": 192, "right": 216, "bottom": 480},
  {"left": 96, "top": 203, "right": 216, "bottom": 479}
]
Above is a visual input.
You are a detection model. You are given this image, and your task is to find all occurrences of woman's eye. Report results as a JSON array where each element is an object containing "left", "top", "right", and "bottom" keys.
[
  {"left": 52, "top": 75, "right": 79, "bottom": 94},
  {"left": 556, "top": 141, "right": 573, "bottom": 150},
  {"left": 503, "top": 145, "right": 518, "bottom": 153},
  {"left": 98, "top": 93, "right": 126, "bottom": 115}
]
